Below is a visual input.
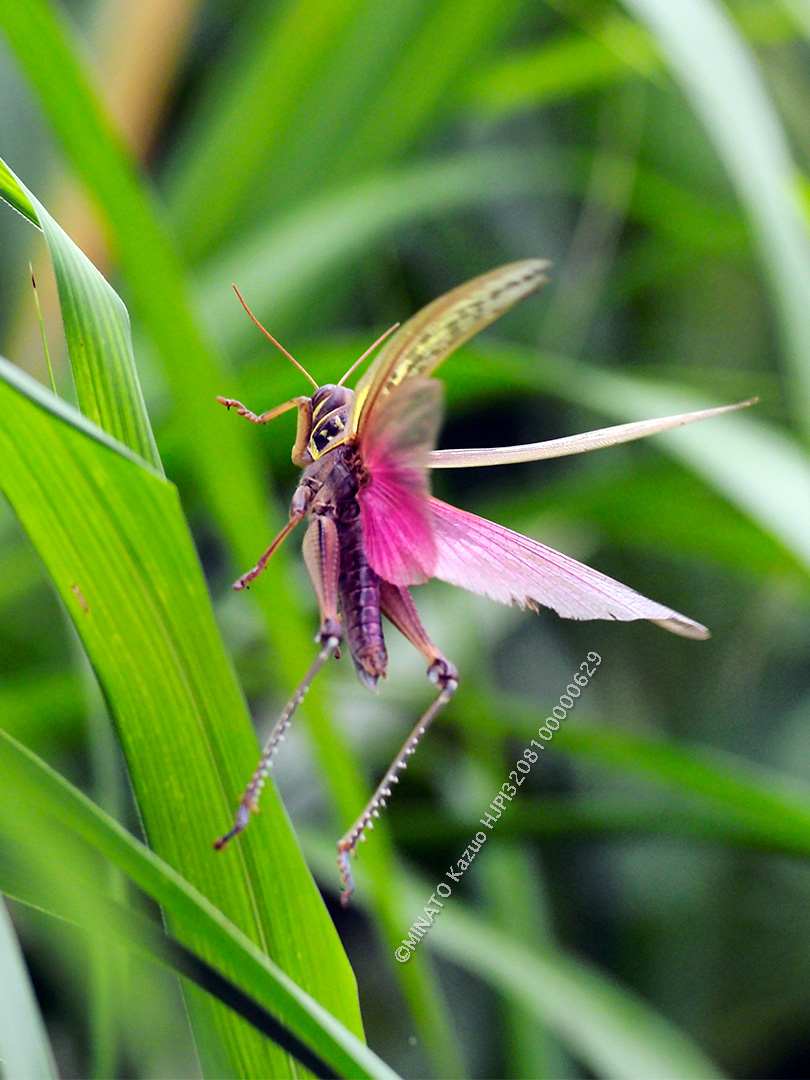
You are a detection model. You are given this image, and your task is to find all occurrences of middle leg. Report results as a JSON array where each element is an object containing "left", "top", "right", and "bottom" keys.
[{"left": 215, "top": 514, "right": 343, "bottom": 849}]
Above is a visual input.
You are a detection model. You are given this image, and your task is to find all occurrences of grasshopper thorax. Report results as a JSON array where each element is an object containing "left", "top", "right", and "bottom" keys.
[{"left": 308, "top": 383, "right": 355, "bottom": 460}]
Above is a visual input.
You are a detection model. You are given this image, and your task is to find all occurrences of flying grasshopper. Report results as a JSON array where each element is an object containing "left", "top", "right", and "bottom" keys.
[{"left": 215, "top": 259, "right": 752, "bottom": 903}]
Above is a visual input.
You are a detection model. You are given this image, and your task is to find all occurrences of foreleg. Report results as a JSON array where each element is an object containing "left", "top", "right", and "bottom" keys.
[
  {"left": 217, "top": 393, "right": 310, "bottom": 425},
  {"left": 217, "top": 394, "right": 314, "bottom": 464}
]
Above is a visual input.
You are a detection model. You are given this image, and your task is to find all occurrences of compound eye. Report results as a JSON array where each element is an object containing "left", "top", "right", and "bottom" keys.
[{"left": 312, "top": 384, "right": 337, "bottom": 410}]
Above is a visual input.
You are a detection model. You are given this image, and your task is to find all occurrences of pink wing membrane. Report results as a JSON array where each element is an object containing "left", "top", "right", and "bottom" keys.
[
  {"left": 358, "top": 379, "right": 443, "bottom": 586},
  {"left": 428, "top": 498, "right": 708, "bottom": 639}
]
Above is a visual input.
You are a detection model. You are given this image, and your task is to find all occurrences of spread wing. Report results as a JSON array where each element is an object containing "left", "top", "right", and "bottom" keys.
[
  {"left": 357, "top": 378, "right": 443, "bottom": 586},
  {"left": 429, "top": 497, "right": 709, "bottom": 639},
  {"left": 348, "top": 259, "right": 549, "bottom": 440},
  {"left": 427, "top": 400, "right": 756, "bottom": 468}
]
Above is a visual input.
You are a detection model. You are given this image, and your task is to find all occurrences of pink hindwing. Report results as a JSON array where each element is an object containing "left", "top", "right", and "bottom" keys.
[
  {"left": 428, "top": 497, "right": 708, "bottom": 639},
  {"left": 357, "top": 378, "right": 442, "bottom": 586}
]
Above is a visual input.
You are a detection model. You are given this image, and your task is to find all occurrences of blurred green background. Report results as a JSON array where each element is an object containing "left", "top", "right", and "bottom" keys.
[{"left": 2, "top": 0, "right": 810, "bottom": 1077}]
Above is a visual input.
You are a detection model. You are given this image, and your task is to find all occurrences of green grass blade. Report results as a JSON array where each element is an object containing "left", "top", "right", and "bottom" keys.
[
  {"left": 462, "top": 691, "right": 810, "bottom": 860},
  {"left": 0, "top": 156, "right": 161, "bottom": 469},
  {"left": 167, "top": 0, "right": 523, "bottom": 248},
  {"left": 29, "top": 265, "right": 57, "bottom": 394},
  {"left": 0, "top": 0, "right": 357, "bottom": 779},
  {"left": 334, "top": 0, "right": 524, "bottom": 178},
  {"left": 0, "top": 895, "right": 58, "bottom": 1080},
  {"left": 466, "top": 3, "right": 798, "bottom": 119},
  {"left": 198, "top": 149, "right": 754, "bottom": 353},
  {"left": 0, "top": 0, "right": 291, "bottom": 643},
  {"left": 244, "top": 0, "right": 430, "bottom": 219},
  {"left": 0, "top": 729, "right": 398, "bottom": 1080},
  {"left": 166, "top": 0, "right": 368, "bottom": 256},
  {"left": 431, "top": 903, "right": 724, "bottom": 1080},
  {"left": 555, "top": 725, "right": 810, "bottom": 859},
  {"left": 197, "top": 148, "right": 584, "bottom": 351},
  {"left": 0, "top": 5, "right": 459, "bottom": 1064},
  {"left": 0, "top": 356, "right": 363, "bottom": 1076},
  {"left": 0, "top": 156, "right": 37, "bottom": 223},
  {"left": 305, "top": 834, "right": 723, "bottom": 1080},
  {"left": 619, "top": 0, "right": 810, "bottom": 437},
  {"left": 479, "top": 848, "right": 569, "bottom": 1078},
  {"left": 393, "top": 791, "right": 810, "bottom": 851},
  {"left": 466, "top": 12, "right": 660, "bottom": 116}
]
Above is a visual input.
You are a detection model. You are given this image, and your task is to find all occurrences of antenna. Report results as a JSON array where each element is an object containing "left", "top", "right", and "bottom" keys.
[
  {"left": 337, "top": 322, "right": 401, "bottom": 386},
  {"left": 233, "top": 285, "right": 318, "bottom": 389}
]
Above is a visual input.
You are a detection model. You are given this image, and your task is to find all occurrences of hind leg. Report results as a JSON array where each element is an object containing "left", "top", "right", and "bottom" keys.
[{"left": 337, "top": 583, "right": 457, "bottom": 904}]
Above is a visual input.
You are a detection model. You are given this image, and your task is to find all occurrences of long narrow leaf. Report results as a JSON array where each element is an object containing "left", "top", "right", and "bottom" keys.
[
  {"left": 466, "top": 4, "right": 797, "bottom": 118},
  {"left": 0, "top": 729, "right": 397, "bottom": 1080},
  {"left": 197, "top": 148, "right": 583, "bottom": 351},
  {"left": 430, "top": 904, "right": 724, "bottom": 1080},
  {"left": 620, "top": 0, "right": 810, "bottom": 436},
  {"left": 335, "top": 0, "right": 524, "bottom": 178},
  {"left": 0, "top": 156, "right": 160, "bottom": 468},
  {"left": 304, "top": 834, "right": 723, "bottom": 1080},
  {"left": 0, "top": 355, "right": 363, "bottom": 1076},
  {"left": 166, "top": 0, "right": 367, "bottom": 256},
  {"left": 0, "top": 0, "right": 308, "bottom": 696},
  {"left": 0, "top": 0, "right": 459, "bottom": 1054},
  {"left": 556, "top": 724, "right": 810, "bottom": 857},
  {"left": 0, "top": 895, "right": 58, "bottom": 1080},
  {"left": 460, "top": 692, "right": 810, "bottom": 860}
]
